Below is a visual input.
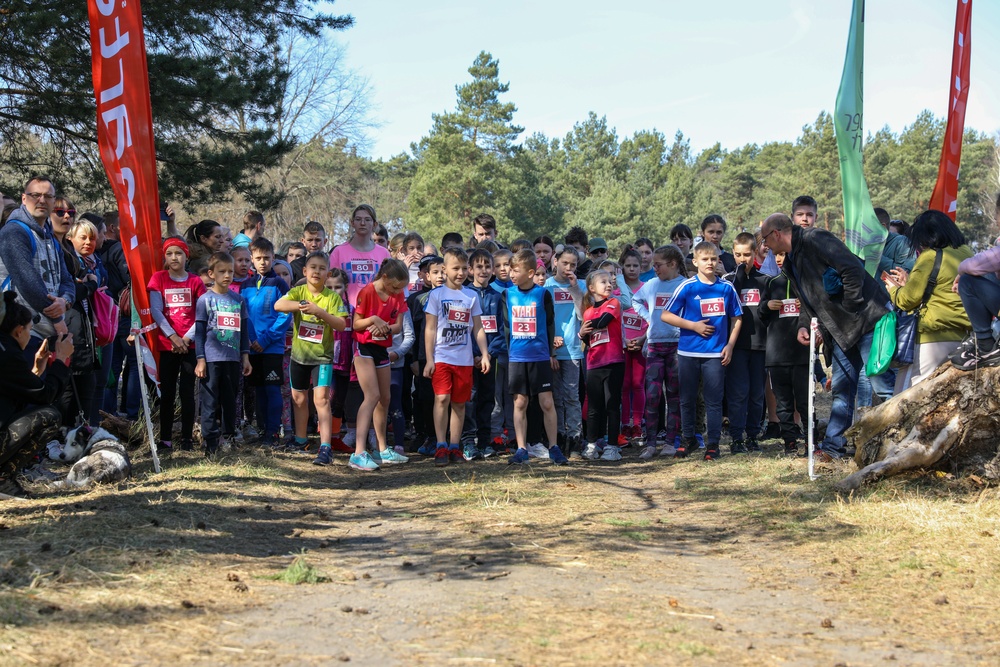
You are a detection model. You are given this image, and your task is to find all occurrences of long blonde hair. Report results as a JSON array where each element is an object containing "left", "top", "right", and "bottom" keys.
[{"left": 582, "top": 269, "right": 611, "bottom": 311}]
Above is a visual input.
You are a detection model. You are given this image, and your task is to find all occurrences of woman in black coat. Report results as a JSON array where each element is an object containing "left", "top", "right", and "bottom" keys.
[{"left": 0, "top": 292, "right": 75, "bottom": 496}]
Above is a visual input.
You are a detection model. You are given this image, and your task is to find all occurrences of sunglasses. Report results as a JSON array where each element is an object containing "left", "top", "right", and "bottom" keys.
[{"left": 53, "top": 208, "right": 76, "bottom": 218}]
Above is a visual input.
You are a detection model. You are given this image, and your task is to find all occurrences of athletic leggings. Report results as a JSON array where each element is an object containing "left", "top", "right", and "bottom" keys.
[
  {"left": 621, "top": 349, "right": 646, "bottom": 427},
  {"left": 158, "top": 349, "right": 196, "bottom": 443},
  {"left": 644, "top": 343, "right": 679, "bottom": 447},
  {"left": 389, "top": 368, "right": 406, "bottom": 449},
  {"left": 0, "top": 406, "right": 61, "bottom": 478},
  {"left": 585, "top": 362, "right": 625, "bottom": 445}
]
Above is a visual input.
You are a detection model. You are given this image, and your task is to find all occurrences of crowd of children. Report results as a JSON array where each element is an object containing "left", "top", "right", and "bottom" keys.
[{"left": 149, "top": 204, "right": 820, "bottom": 470}]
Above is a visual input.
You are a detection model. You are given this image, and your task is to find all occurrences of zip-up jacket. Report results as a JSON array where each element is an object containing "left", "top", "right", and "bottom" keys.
[{"left": 243, "top": 270, "right": 291, "bottom": 354}]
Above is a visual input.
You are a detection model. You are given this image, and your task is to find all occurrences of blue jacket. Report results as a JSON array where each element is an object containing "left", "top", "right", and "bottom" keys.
[
  {"left": 468, "top": 283, "right": 505, "bottom": 361},
  {"left": 242, "top": 270, "right": 291, "bottom": 354}
]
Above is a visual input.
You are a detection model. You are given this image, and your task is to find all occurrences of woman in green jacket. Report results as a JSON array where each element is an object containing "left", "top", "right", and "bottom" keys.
[{"left": 885, "top": 210, "right": 972, "bottom": 392}]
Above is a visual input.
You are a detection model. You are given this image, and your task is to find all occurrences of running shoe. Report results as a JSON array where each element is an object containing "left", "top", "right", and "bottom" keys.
[
  {"left": 730, "top": 439, "right": 747, "bottom": 455},
  {"left": 508, "top": 448, "right": 530, "bottom": 464},
  {"left": 746, "top": 437, "right": 761, "bottom": 453},
  {"left": 695, "top": 433, "right": 705, "bottom": 449},
  {"left": 482, "top": 445, "right": 496, "bottom": 458},
  {"left": 312, "top": 446, "right": 333, "bottom": 466},
  {"left": 434, "top": 446, "right": 450, "bottom": 467},
  {"left": 369, "top": 448, "right": 382, "bottom": 465},
  {"left": 658, "top": 443, "right": 677, "bottom": 457},
  {"left": 449, "top": 446, "right": 463, "bottom": 463},
  {"left": 600, "top": 445, "right": 622, "bottom": 461},
  {"left": 548, "top": 444, "right": 569, "bottom": 465},
  {"left": 417, "top": 438, "right": 437, "bottom": 456},
  {"left": 348, "top": 451, "right": 380, "bottom": 471},
  {"left": 463, "top": 444, "right": 483, "bottom": 461},
  {"left": 704, "top": 447, "right": 721, "bottom": 460},
  {"left": 380, "top": 449, "right": 409, "bottom": 465},
  {"left": 581, "top": 443, "right": 600, "bottom": 460},
  {"left": 526, "top": 443, "right": 550, "bottom": 459},
  {"left": 639, "top": 445, "right": 656, "bottom": 460},
  {"left": 617, "top": 432, "right": 629, "bottom": 447}
]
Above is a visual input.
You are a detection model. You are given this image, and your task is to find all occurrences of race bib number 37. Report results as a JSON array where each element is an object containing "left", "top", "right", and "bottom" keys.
[
  {"left": 700, "top": 297, "right": 725, "bottom": 318},
  {"left": 553, "top": 288, "right": 574, "bottom": 304}
]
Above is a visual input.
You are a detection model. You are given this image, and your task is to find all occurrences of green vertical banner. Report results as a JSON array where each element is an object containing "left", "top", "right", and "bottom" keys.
[{"left": 834, "top": 0, "right": 885, "bottom": 276}]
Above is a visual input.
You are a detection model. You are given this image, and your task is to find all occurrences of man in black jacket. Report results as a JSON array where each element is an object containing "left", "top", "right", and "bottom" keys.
[{"left": 760, "top": 213, "right": 893, "bottom": 461}]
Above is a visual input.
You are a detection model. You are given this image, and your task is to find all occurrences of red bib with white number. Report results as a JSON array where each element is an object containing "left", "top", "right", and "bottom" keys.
[
  {"left": 164, "top": 288, "right": 191, "bottom": 308},
  {"left": 350, "top": 260, "right": 375, "bottom": 281},
  {"left": 512, "top": 314, "right": 536, "bottom": 338},
  {"left": 481, "top": 315, "right": 498, "bottom": 334},
  {"left": 623, "top": 313, "right": 643, "bottom": 331},
  {"left": 699, "top": 297, "right": 725, "bottom": 317},
  {"left": 589, "top": 328, "right": 610, "bottom": 347},
  {"left": 553, "top": 288, "right": 574, "bottom": 303},
  {"left": 298, "top": 321, "right": 325, "bottom": 344},
  {"left": 779, "top": 299, "right": 800, "bottom": 318},
  {"left": 217, "top": 312, "right": 240, "bottom": 331},
  {"left": 740, "top": 289, "right": 761, "bottom": 306},
  {"left": 654, "top": 293, "right": 672, "bottom": 309},
  {"left": 447, "top": 305, "right": 471, "bottom": 326}
]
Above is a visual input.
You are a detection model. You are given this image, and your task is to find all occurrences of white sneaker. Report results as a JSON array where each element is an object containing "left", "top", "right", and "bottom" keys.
[
  {"left": 600, "top": 445, "right": 622, "bottom": 461},
  {"left": 220, "top": 437, "right": 232, "bottom": 453},
  {"left": 526, "top": 443, "right": 549, "bottom": 459},
  {"left": 659, "top": 444, "right": 677, "bottom": 457},
  {"left": 639, "top": 445, "right": 656, "bottom": 460},
  {"left": 582, "top": 443, "right": 600, "bottom": 460}
]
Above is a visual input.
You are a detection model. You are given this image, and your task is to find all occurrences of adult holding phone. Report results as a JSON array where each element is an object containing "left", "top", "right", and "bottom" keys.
[{"left": 0, "top": 292, "right": 75, "bottom": 497}]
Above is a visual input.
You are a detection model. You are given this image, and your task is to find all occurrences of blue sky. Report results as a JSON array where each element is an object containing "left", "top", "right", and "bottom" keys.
[{"left": 330, "top": 0, "right": 1000, "bottom": 161}]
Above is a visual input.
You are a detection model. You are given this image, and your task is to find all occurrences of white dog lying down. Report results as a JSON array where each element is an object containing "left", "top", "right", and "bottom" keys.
[{"left": 53, "top": 425, "right": 132, "bottom": 488}]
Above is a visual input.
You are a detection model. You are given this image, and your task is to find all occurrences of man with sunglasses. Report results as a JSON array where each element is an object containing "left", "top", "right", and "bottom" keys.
[{"left": 0, "top": 176, "right": 75, "bottom": 360}]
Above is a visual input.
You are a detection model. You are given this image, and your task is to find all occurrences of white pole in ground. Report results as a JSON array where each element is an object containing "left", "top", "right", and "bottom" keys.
[
  {"left": 807, "top": 317, "right": 818, "bottom": 481},
  {"left": 135, "top": 337, "right": 161, "bottom": 473}
]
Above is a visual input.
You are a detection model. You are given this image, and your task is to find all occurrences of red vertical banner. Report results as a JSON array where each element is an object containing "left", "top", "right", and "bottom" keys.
[
  {"left": 87, "top": 0, "right": 163, "bottom": 375},
  {"left": 929, "top": 0, "right": 973, "bottom": 220}
]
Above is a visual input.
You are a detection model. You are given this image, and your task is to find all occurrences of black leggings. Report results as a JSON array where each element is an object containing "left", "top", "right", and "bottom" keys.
[
  {"left": 0, "top": 406, "right": 62, "bottom": 477},
  {"left": 586, "top": 362, "right": 625, "bottom": 444},
  {"left": 158, "top": 350, "right": 197, "bottom": 443}
]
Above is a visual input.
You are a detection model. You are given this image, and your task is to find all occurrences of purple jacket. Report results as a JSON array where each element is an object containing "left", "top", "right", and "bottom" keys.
[{"left": 957, "top": 245, "right": 1000, "bottom": 281}]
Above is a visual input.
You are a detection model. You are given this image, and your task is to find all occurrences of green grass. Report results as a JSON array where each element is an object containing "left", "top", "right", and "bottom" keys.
[{"left": 263, "top": 555, "right": 329, "bottom": 584}]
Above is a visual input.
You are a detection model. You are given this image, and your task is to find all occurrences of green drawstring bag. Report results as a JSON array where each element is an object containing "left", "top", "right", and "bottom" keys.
[{"left": 866, "top": 311, "right": 897, "bottom": 377}]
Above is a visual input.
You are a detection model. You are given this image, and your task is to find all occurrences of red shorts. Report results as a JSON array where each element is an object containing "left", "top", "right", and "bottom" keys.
[{"left": 431, "top": 362, "right": 473, "bottom": 403}]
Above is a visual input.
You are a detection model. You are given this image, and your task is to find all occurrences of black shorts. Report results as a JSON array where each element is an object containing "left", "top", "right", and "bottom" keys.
[
  {"left": 247, "top": 353, "right": 284, "bottom": 386},
  {"left": 289, "top": 359, "right": 333, "bottom": 391},
  {"left": 356, "top": 342, "right": 390, "bottom": 368},
  {"left": 508, "top": 361, "right": 553, "bottom": 398}
]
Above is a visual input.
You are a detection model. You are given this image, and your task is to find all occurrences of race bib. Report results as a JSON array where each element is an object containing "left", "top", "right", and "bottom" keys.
[
  {"left": 447, "top": 305, "right": 471, "bottom": 327},
  {"left": 654, "top": 293, "right": 672, "bottom": 309},
  {"left": 780, "top": 299, "right": 800, "bottom": 319},
  {"left": 408, "top": 279, "right": 423, "bottom": 293},
  {"left": 512, "top": 316, "right": 536, "bottom": 338},
  {"left": 350, "top": 260, "right": 375, "bottom": 280},
  {"left": 217, "top": 312, "right": 240, "bottom": 331},
  {"left": 164, "top": 288, "right": 191, "bottom": 308},
  {"left": 700, "top": 297, "right": 725, "bottom": 318},
  {"left": 623, "top": 314, "right": 643, "bottom": 331},
  {"left": 481, "top": 315, "right": 498, "bottom": 334},
  {"left": 740, "top": 289, "right": 761, "bottom": 306},
  {"left": 590, "top": 329, "right": 610, "bottom": 347},
  {"left": 553, "top": 288, "right": 574, "bottom": 303},
  {"left": 298, "top": 321, "right": 325, "bottom": 344}
]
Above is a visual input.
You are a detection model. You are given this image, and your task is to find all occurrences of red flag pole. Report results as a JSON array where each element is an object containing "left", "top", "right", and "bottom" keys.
[{"left": 929, "top": 0, "right": 973, "bottom": 220}]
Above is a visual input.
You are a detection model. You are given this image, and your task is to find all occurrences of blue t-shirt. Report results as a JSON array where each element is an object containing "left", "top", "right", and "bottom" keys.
[
  {"left": 665, "top": 277, "right": 742, "bottom": 358},
  {"left": 544, "top": 277, "right": 583, "bottom": 361},
  {"left": 639, "top": 268, "right": 656, "bottom": 282}
]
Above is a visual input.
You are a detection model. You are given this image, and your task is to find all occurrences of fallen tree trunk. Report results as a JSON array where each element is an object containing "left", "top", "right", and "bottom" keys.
[{"left": 835, "top": 364, "right": 1000, "bottom": 492}]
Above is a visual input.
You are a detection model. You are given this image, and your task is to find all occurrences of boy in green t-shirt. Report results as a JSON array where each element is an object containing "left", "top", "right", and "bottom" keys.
[{"left": 275, "top": 251, "right": 348, "bottom": 463}]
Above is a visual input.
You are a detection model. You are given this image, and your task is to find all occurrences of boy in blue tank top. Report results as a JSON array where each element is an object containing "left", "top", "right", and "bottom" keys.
[
  {"left": 662, "top": 242, "right": 743, "bottom": 460},
  {"left": 498, "top": 249, "right": 567, "bottom": 465}
]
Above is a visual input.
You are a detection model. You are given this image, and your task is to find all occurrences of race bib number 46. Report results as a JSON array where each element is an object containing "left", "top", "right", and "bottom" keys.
[
  {"left": 164, "top": 288, "right": 191, "bottom": 308},
  {"left": 298, "top": 321, "right": 324, "bottom": 344},
  {"left": 700, "top": 297, "right": 724, "bottom": 318},
  {"left": 217, "top": 312, "right": 241, "bottom": 331},
  {"left": 740, "top": 289, "right": 761, "bottom": 306}
]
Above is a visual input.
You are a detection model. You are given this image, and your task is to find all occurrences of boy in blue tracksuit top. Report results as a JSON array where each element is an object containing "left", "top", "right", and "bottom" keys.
[
  {"left": 460, "top": 248, "right": 502, "bottom": 458},
  {"left": 662, "top": 242, "right": 742, "bottom": 460},
  {"left": 243, "top": 238, "right": 291, "bottom": 446}
]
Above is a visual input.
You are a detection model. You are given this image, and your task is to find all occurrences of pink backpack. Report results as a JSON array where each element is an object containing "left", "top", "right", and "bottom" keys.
[{"left": 91, "top": 287, "right": 120, "bottom": 346}]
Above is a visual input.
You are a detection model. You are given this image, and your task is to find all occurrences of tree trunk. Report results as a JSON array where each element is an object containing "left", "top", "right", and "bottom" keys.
[{"left": 835, "top": 364, "right": 1000, "bottom": 492}]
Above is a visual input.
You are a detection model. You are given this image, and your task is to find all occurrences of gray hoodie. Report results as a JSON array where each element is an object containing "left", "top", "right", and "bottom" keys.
[{"left": 0, "top": 206, "right": 75, "bottom": 338}]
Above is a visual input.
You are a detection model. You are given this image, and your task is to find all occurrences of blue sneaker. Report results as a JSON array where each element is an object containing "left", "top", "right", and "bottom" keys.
[
  {"left": 369, "top": 449, "right": 382, "bottom": 464},
  {"left": 417, "top": 440, "right": 436, "bottom": 456},
  {"left": 312, "top": 446, "right": 333, "bottom": 466},
  {"left": 463, "top": 444, "right": 483, "bottom": 461},
  {"left": 548, "top": 445, "right": 568, "bottom": 465},
  {"left": 379, "top": 449, "right": 409, "bottom": 465},
  {"left": 695, "top": 433, "right": 706, "bottom": 449},
  {"left": 482, "top": 445, "right": 496, "bottom": 458},
  {"left": 348, "top": 451, "right": 380, "bottom": 471},
  {"left": 508, "top": 448, "right": 530, "bottom": 464}
]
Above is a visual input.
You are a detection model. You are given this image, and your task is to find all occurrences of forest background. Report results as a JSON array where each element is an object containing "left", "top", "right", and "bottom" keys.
[{"left": 1, "top": 1, "right": 997, "bottom": 251}]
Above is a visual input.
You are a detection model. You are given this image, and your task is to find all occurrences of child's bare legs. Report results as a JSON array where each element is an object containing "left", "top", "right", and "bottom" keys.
[
  {"left": 512, "top": 393, "right": 529, "bottom": 450},
  {"left": 538, "top": 391, "right": 557, "bottom": 447},
  {"left": 433, "top": 394, "right": 451, "bottom": 444},
  {"left": 354, "top": 357, "right": 380, "bottom": 456},
  {"left": 292, "top": 389, "right": 310, "bottom": 440},
  {"left": 313, "top": 385, "right": 332, "bottom": 445},
  {"left": 448, "top": 402, "right": 465, "bottom": 447},
  {"left": 372, "top": 366, "right": 391, "bottom": 451}
]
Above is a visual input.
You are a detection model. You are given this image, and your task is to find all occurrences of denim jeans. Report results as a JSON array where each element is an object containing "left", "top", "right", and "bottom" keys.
[
  {"left": 677, "top": 355, "right": 725, "bottom": 446},
  {"left": 958, "top": 273, "right": 1000, "bottom": 339},
  {"left": 823, "top": 330, "right": 894, "bottom": 456},
  {"left": 856, "top": 366, "right": 894, "bottom": 408},
  {"left": 552, "top": 358, "right": 583, "bottom": 439}
]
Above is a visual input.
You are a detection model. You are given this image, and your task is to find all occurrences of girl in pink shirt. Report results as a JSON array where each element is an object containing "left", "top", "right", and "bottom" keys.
[
  {"left": 580, "top": 270, "right": 626, "bottom": 461},
  {"left": 619, "top": 248, "right": 648, "bottom": 442},
  {"left": 328, "top": 204, "right": 391, "bottom": 309}
]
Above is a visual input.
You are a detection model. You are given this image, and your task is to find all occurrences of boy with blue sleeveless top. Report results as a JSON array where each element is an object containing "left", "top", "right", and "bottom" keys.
[
  {"left": 498, "top": 249, "right": 567, "bottom": 465},
  {"left": 662, "top": 242, "right": 743, "bottom": 460}
]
